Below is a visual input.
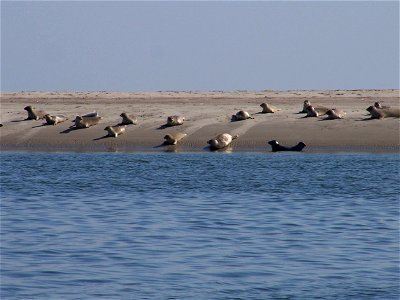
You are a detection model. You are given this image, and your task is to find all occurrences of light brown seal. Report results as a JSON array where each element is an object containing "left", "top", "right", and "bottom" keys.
[
  {"left": 120, "top": 113, "right": 138, "bottom": 125},
  {"left": 305, "top": 105, "right": 330, "bottom": 117},
  {"left": 208, "top": 133, "right": 239, "bottom": 150},
  {"left": 164, "top": 133, "right": 187, "bottom": 145},
  {"left": 74, "top": 116, "right": 102, "bottom": 128},
  {"left": 325, "top": 109, "right": 346, "bottom": 119},
  {"left": 44, "top": 114, "right": 68, "bottom": 125},
  {"left": 104, "top": 125, "right": 126, "bottom": 137},
  {"left": 232, "top": 111, "right": 254, "bottom": 121},
  {"left": 367, "top": 106, "right": 400, "bottom": 119},
  {"left": 260, "top": 103, "right": 280, "bottom": 113},
  {"left": 24, "top": 106, "right": 46, "bottom": 120},
  {"left": 167, "top": 115, "right": 185, "bottom": 126},
  {"left": 374, "top": 102, "right": 390, "bottom": 109}
]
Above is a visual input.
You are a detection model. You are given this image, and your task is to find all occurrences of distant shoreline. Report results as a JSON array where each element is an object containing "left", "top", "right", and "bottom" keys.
[{"left": 1, "top": 89, "right": 399, "bottom": 98}]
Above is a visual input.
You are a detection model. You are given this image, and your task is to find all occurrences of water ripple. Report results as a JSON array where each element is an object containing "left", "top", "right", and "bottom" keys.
[{"left": 1, "top": 152, "right": 399, "bottom": 299}]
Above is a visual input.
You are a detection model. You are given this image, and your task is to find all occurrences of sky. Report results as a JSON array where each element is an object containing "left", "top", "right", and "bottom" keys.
[{"left": 1, "top": 1, "right": 399, "bottom": 91}]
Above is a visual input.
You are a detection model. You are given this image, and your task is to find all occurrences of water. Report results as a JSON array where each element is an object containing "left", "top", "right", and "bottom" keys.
[{"left": 1, "top": 152, "right": 399, "bottom": 299}]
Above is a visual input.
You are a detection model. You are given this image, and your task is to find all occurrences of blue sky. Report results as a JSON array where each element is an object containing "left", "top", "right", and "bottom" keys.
[{"left": 1, "top": 1, "right": 399, "bottom": 91}]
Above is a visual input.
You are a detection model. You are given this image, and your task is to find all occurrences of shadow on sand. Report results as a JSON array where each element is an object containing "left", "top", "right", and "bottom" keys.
[
  {"left": 31, "top": 123, "right": 48, "bottom": 128},
  {"left": 93, "top": 135, "right": 110, "bottom": 141},
  {"left": 11, "top": 119, "right": 32, "bottom": 123},
  {"left": 356, "top": 117, "right": 376, "bottom": 121},
  {"left": 157, "top": 124, "right": 171, "bottom": 130},
  {"left": 60, "top": 126, "right": 80, "bottom": 134}
]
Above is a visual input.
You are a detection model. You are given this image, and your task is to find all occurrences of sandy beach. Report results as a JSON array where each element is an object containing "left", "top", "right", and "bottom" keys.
[{"left": 0, "top": 90, "right": 399, "bottom": 152}]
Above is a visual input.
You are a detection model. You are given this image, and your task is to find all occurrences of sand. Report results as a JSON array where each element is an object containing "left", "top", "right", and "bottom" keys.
[{"left": 1, "top": 90, "right": 399, "bottom": 153}]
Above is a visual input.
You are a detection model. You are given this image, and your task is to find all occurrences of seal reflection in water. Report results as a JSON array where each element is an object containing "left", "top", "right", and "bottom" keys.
[
  {"left": 208, "top": 133, "right": 239, "bottom": 150},
  {"left": 167, "top": 116, "right": 185, "bottom": 126},
  {"left": 232, "top": 111, "right": 254, "bottom": 121},
  {"left": 260, "top": 103, "right": 279, "bottom": 113},
  {"left": 24, "top": 106, "right": 47, "bottom": 120},
  {"left": 164, "top": 133, "right": 187, "bottom": 145},
  {"left": 104, "top": 125, "right": 126, "bottom": 137},
  {"left": 44, "top": 114, "right": 68, "bottom": 125},
  {"left": 74, "top": 116, "right": 102, "bottom": 128},
  {"left": 268, "top": 140, "right": 306, "bottom": 152},
  {"left": 120, "top": 113, "right": 138, "bottom": 125}
]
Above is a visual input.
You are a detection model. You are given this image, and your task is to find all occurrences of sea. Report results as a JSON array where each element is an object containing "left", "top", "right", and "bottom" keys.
[{"left": 0, "top": 152, "right": 399, "bottom": 299}]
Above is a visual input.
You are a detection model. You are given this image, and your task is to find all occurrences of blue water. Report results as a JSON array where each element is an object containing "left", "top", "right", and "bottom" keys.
[{"left": 1, "top": 152, "right": 399, "bottom": 299}]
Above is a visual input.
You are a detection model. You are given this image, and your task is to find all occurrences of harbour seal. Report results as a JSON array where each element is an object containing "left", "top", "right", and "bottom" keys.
[
  {"left": 82, "top": 111, "right": 99, "bottom": 117},
  {"left": 208, "top": 133, "right": 239, "bottom": 150},
  {"left": 24, "top": 106, "right": 46, "bottom": 120},
  {"left": 231, "top": 111, "right": 254, "bottom": 121},
  {"left": 367, "top": 106, "right": 400, "bottom": 119},
  {"left": 300, "top": 100, "right": 311, "bottom": 113},
  {"left": 44, "top": 114, "right": 68, "bottom": 125},
  {"left": 260, "top": 103, "right": 280, "bottom": 113},
  {"left": 104, "top": 125, "right": 126, "bottom": 137},
  {"left": 167, "top": 115, "right": 185, "bottom": 126},
  {"left": 325, "top": 109, "right": 346, "bottom": 120},
  {"left": 120, "top": 113, "right": 137, "bottom": 125},
  {"left": 305, "top": 105, "right": 330, "bottom": 117},
  {"left": 71, "top": 111, "right": 99, "bottom": 123},
  {"left": 74, "top": 116, "right": 102, "bottom": 128},
  {"left": 268, "top": 140, "right": 306, "bottom": 152},
  {"left": 164, "top": 133, "right": 187, "bottom": 145},
  {"left": 374, "top": 102, "right": 390, "bottom": 109}
]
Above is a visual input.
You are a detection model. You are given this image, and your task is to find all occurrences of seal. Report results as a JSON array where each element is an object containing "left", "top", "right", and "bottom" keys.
[
  {"left": 167, "top": 115, "right": 185, "bottom": 126},
  {"left": 208, "top": 133, "right": 239, "bottom": 150},
  {"left": 367, "top": 106, "right": 400, "bottom": 119},
  {"left": 24, "top": 106, "right": 46, "bottom": 120},
  {"left": 120, "top": 113, "right": 138, "bottom": 125},
  {"left": 325, "top": 109, "right": 346, "bottom": 120},
  {"left": 305, "top": 105, "right": 330, "bottom": 117},
  {"left": 104, "top": 125, "right": 126, "bottom": 137},
  {"left": 300, "top": 100, "right": 311, "bottom": 113},
  {"left": 44, "top": 114, "right": 68, "bottom": 125},
  {"left": 231, "top": 110, "right": 254, "bottom": 121},
  {"left": 164, "top": 133, "right": 187, "bottom": 145},
  {"left": 82, "top": 111, "right": 99, "bottom": 117},
  {"left": 268, "top": 140, "right": 306, "bottom": 152},
  {"left": 260, "top": 103, "right": 280, "bottom": 113},
  {"left": 374, "top": 102, "right": 390, "bottom": 109},
  {"left": 74, "top": 116, "right": 102, "bottom": 128},
  {"left": 71, "top": 112, "right": 98, "bottom": 123}
]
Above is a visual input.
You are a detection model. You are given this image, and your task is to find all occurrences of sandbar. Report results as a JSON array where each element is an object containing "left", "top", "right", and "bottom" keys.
[{"left": 1, "top": 90, "right": 399, "bottom": 153}]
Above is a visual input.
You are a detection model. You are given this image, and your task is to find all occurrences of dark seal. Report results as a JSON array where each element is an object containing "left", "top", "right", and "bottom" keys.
[{"left": 268, "top": 140, "right": 306, "bottom": 152}]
